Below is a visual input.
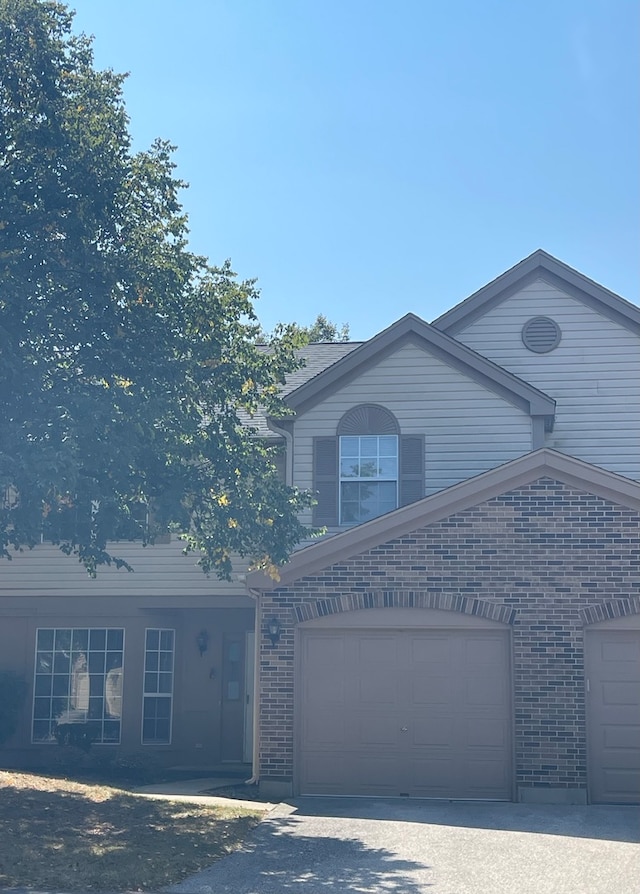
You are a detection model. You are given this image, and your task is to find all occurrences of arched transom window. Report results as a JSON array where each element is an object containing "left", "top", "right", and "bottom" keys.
[
  {"left": 338, "top": 406, "right": 399, "bottom": 525},
  {"left": 312, "top": 405, "right": 424, "bottom": 528}
]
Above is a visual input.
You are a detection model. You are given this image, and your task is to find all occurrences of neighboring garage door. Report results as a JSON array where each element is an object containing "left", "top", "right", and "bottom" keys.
[
  {"left": 586, "top": 625, "right": 640, "bottom": 804},
  {"left": 298, "top": 613, "right": 512, "bottom": 799}
]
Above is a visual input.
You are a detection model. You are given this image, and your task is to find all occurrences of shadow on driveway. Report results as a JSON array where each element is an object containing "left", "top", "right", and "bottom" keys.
[
  {"left": 169, "top": 809, "right": 432, "bottom": 893},
  {"left": 167, "top": 799, "right": 640, "bottom": 894},
  {"left": 288, "top": 796, "right": 640, "bottom": 843}
]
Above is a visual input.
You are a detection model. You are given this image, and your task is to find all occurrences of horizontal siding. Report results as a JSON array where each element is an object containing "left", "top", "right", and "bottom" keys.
[
  {"left": 453, "top": 280, "right": 640, "bottom": 480},
  {"left": 293, "top": 341, "right": 533, "bottom": 525},
  {"left": 0, "top": 539, "right": 250, "bottom": 600}
]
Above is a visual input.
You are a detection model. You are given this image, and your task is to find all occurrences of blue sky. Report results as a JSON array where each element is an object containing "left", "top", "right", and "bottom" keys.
[{"left": 71, "top": 0, "right": 639, "bottom": 339}]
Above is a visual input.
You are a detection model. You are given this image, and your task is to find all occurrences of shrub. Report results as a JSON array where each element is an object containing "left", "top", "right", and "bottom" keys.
[{"left": 0, "top": 672, "right": 27, "bottom": 745}]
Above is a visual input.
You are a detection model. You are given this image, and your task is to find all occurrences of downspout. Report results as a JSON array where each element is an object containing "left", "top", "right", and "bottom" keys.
[
  {"left": 244, "top": 586, "right": 262, "bottom": 785},
  {"left": 266, "top": 417, "right": 294, "bottom": 485}
]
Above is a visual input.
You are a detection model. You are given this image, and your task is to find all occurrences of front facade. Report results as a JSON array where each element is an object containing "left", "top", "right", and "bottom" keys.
[{"left": 2, "top": 250, "right": 639, "bottom": 802}]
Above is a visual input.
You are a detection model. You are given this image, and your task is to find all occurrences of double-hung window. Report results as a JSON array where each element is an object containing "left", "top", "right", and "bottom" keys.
[
  {"left": 142, "top": 628, "right": 175, "bottom": 744},
  {"left": 339, "top": 434, "right": 398, "bottom": 524},
  {"left": 312, "top": 405, "right": 424, "bottom": 528}
]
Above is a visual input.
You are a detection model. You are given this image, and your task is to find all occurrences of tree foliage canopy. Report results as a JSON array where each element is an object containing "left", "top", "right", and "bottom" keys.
[
  {"left": 0, "top": 0, "right": 316, "bottom": 576},
  {"left": 257, "top": 313, "right": 350, "bottom": 345}
]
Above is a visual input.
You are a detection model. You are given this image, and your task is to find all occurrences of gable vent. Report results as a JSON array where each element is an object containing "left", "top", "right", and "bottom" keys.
[
  {"left": 521, "top": 316, "right": 561, "bottom": 353},
  {"left": 338, "top": 404, "right": 399, "bottom": 435}
]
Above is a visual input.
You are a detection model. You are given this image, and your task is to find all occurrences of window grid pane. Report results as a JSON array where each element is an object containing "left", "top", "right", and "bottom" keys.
[
  {"left": 339, "top": 435, "right": 398, "bottom": 525},
  {"left": 32, "top": 628, "right": 124, "bottom": 744},
  {"left": 142, "top": 629, "right": 174, "bottom": 744}
]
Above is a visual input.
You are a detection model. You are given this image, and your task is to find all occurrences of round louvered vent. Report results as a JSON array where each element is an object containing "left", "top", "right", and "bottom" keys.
[{"left": 521, "top": 316, "right": 561, "bottom": 353}]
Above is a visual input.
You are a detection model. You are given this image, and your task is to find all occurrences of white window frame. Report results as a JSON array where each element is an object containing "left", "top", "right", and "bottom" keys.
[
  {"left": 339, "top": 434, "right": 399, "bottom": 525},
  {"left": 32, "top": 627, "right": 125, "bottom": 745},
  {"left": 141, "top": 628, "right": 175, "bottom": 745}
]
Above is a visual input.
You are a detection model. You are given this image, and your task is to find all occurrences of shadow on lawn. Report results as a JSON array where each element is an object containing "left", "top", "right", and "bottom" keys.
[{"left": 0, "top": 782, "right": 260, "bottom": 892}]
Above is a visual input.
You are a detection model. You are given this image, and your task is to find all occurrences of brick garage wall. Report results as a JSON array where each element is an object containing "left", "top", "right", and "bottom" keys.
[{"left": 258, "top": 478, "right": 640, "bottom": 797}]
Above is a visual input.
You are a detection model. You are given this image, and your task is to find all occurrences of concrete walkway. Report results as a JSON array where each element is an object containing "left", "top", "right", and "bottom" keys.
[
  {"left": 166, "top": 797, "right": 640, "bottom": 894},
  {"left": 134, "top": 776, "right": 275, "bottom": 811}
]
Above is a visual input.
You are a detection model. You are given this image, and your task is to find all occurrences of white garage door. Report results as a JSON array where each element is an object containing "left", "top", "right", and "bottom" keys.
[
  {"left": 586, "top": 626, "right": 640, "bottom": 804},
  {"left": 298, "top": 620, "right": 512, "bottom": 799}
]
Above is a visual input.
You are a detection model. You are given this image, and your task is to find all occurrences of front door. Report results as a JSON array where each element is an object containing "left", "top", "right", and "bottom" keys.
[{"left": 220, "top": 633, "right": 245, "bottom": 762}]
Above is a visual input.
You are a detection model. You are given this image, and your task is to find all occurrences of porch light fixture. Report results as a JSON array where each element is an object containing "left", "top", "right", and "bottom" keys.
[
  {"left": 196, "top": 629, "right": 209, "bottom": 657},
  {"left": 267, "top": 617, "right": 281, "bottom": 647}
]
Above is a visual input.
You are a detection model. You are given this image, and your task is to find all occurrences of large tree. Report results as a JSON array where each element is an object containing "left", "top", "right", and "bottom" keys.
[
  {"left": 257, "top": 313, "right": 350, "bottom": 344},
  {"left": 0, "top": 0, "right": 314, "bottom": 577}
]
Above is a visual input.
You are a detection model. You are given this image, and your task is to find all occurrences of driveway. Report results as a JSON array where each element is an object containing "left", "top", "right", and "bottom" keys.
[{"left": 166, "top": 797, "right": 640, "bottom": 894}]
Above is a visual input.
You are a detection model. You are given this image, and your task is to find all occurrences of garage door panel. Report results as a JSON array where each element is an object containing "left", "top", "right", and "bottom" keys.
[
  {"left": 406, "top": 754, "right": 458, "bottom": 789},
  {"left": 410, "top": 674, "right": 453, "bottom": 705},
  {"left": 601, "top": 640, "right": 639, "bottom": 662},
  {"left": 409, "top": 636, "right": 451, "bottom": 664},
  {"left": 465, "top": 675, "right": 506, "bottom": 706},
  {"left": 356, "top": 635, "right": 398, "bottom": 664},
  {"left": 303, "top": 710, "right": 346, "bottom": 746},
  {"left": 299, "top": 626, "right": 512, "bottom": 799},
  {"left": 603, "top": 725, "right": 640, "bottom": 749},
  {"left": 356, "top": 669, "right": 398, "bottom": 704},
  {"left": 463, "top": 637, "right": 505, "bottom": 664},
  {"left": 304, "top": 673, "right": 345, "bottom": 705},
  {"left": 411, "top": 717, "right": 454, "bottom": 747},
  {"left": 599, "top": 769, "right": 640, "bottom": 799},
  {"left": 356, "top": 713, "right": 402, "bottom": 746},
  {"left": 463, "top": 717, "right": 509, "bottom": 748},
  {"left": 299, "top": 752, "right": 349, "bottom": 794},
  {"left": 305, "top": 634, "right": 346, "bottom": 665},
  {"left": 601, "top": 681, "right": 639, "bottom": 706},
  {"left": 464, "top": 758, "right": 510, "bottom": 796}
]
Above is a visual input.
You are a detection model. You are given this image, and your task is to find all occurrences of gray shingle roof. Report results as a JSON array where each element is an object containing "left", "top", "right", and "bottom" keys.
[{"left": 242, "top": 341, "right": 363, "bottom": 438}]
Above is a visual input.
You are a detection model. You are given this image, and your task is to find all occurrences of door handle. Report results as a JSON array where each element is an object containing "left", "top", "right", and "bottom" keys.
[{"left": 401, "top": 727, "right": 408, "bottom": 732}]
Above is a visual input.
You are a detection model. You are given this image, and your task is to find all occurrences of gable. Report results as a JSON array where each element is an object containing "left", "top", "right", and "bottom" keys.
[
  {"left": 280, "top": 314, "right": 555, "bottom": 421},
  {"left": 433, "top": 250, "right": 640, "bottom": 337},
  {"left": 247, "top": 449, "right": 640, "bottom": 590}
]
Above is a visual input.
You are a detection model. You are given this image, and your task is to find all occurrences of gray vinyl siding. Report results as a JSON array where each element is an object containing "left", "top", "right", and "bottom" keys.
[
  {"left": 293, "top": 341, "right": 533, "bottom": 527},
  {"left": 450, "top": 279, "right": 640, "bottom": 481},
  {"left": 0, "top": 538, "right": 250, "bottom": 601}
]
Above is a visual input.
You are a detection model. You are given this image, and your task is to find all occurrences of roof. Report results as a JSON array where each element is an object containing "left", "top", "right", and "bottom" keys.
[
  {"left": 280, "top": 313, "right": 556, "bottom": 419},
  {"left": 246, "top": 342, "right": 363, "bottom": 438},
  {"left": 279, "top": 342, "right": 363, "bottom": 396},
  {"left": 433, "top": 249, "right": 640, "bottom": 336},
  {"left": 246, "top": 448, "right": 640, "bottom": 590}
]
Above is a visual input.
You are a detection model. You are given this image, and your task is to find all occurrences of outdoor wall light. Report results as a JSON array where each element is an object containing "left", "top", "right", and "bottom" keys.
[
  {"left": 196, "top": 629, "right": 209, "bottom": 657},
  {"left": 267, "top": 617, "right": 281, "bottom": 647}
]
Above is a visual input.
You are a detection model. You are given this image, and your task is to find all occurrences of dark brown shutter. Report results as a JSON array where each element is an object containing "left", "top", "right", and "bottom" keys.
[
  {"left": 312, "top": 437, "right": 338, "bottom": 526},
  {"left": 399, "top": 435, "right": 424, "bottom": 507}
]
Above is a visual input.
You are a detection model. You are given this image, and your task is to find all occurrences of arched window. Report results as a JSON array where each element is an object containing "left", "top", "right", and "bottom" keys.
[{"left": 313, "top": 405, "right": 424, "bottom": 527}]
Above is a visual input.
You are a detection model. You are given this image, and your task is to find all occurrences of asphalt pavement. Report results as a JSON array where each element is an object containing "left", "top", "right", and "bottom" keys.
[{"left": 166, "top": 797, "right": 640, "bottom": 894}]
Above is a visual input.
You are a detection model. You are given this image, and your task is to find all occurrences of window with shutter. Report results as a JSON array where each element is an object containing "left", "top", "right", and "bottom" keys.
[
  {"left": 313, "top": 409, "right": 425, "bottom": 526},
  {"left": 312, "top": 438, "right": 338, "bottom": 526}
]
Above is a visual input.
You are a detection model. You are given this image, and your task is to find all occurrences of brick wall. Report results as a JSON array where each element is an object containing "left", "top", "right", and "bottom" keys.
[{"left": 258, "top": 478, "right": 640, "bottom": 797}]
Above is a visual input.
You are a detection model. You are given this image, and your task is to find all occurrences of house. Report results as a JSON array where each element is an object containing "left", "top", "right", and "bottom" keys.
[{"left": 1, "top": 250, "right": 639, "bottom": 804}]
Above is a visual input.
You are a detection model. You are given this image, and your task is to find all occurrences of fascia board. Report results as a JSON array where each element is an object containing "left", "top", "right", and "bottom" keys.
[
  {"left": 246, "top": 449, "right": 640, "bottom": 591},
  {"left": 434, "top": 250, "right": 640, "bottom": 335},
  {"left": 284, "top": 313, "right": 555, "bottom": 418}
]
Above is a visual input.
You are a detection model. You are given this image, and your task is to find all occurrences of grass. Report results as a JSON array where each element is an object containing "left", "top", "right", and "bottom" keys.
[{"left": 0, "top": 769, "right": 267, "bottom": 891}]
